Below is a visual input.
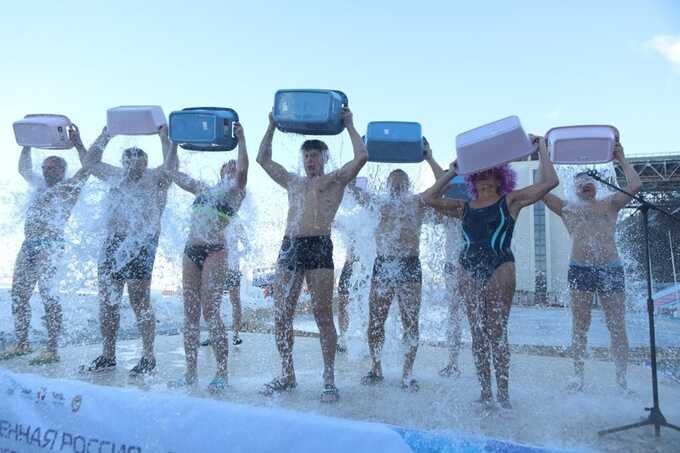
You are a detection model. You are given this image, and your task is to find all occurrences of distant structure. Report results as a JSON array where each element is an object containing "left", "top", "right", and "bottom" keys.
[{"left": 509, "top": 152, "right": 680, "bottom": 306}]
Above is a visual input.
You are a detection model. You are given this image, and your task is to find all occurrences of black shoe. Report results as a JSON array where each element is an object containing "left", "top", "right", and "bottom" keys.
[
  {"left": 200, "top": 338, "right": 211, "bottom": 347},
  {"left": 83, "top": 355, "right": 116, "bottom": 373},
  {"left": 129, "top": 356, "right": 156, "bottom": 377},
  {"left": 233, "top": 336, "right": 242, "bottom": 346}
]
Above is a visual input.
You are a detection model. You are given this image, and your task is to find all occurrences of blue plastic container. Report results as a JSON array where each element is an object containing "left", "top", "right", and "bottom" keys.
[
  {"left": 273, "top": 89, "right": 348, "bottom": 135},
  {"left": 365, "top": 121, "right": 425, "bottom": 163},
  {"left": 169, "top": 107, "right": 239, "bottom": 151},
  {"left": 445, "top": 175, "right": 469, "bottom": 201}
]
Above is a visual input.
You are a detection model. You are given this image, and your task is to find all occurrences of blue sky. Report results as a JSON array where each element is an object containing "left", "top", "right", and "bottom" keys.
[{"left": 1, "top": 0, "right": 679, "bottom": 185}]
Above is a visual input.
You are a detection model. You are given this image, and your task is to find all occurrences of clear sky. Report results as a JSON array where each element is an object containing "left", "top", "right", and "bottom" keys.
[{"left": 1, "top": 0, "right": 679, "bottom": 184}]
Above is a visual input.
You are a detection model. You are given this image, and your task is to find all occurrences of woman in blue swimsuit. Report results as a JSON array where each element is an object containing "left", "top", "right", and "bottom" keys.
[
  {"left": 168, "top": 122, "right": 248, "bottom": 393},
  {"left": 423, "top": 136, "right": 558, "bottom": 407}
]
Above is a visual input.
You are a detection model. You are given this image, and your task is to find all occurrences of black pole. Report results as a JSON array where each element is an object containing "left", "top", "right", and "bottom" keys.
[{"left": 584, "top": 171, "right": 680, "bottom": 437}]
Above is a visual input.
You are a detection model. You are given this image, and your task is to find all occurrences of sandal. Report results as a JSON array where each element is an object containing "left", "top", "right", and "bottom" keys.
[
  {"left": 208, "top": 377, "right": 227, "bottom": 394},
  {"left": 29, "top": 350, "right": 60, "bottom": 366},
  {"left": 401, "top": 378, "right": 420, "bottom": 393},
  {"left": 0, "top": 344, "right": 32, "bottom": 361},
  {"left": 360, "top": 371, "right": 384, "bottom": 386},
  {"left": 81, "top": 355, "right": 116, "bottom": 373},
  {"left": 167, "top": 374, "right": 197, "bottom": 389},
  {"left": 320, "top": 384, "right": 340, "bottom": 403},
  {"left": 439, "top": 363, "right": 461, "bottom": 378},
  {"left": 260, "top": 377, "right": 297, "bottom": 396}
]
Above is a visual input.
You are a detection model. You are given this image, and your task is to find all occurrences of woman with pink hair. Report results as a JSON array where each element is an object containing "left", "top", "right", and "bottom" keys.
[{"left": 423, "top": 136, "right": 558, "bottom": 408}]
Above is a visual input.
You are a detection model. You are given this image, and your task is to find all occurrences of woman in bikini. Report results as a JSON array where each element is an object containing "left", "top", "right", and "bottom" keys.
[
  {"left": 170, "top": 122, "right": 248, "bottom": 392},
  {"left": 423, "top": 136, "right": 558, "bottom": 408}
]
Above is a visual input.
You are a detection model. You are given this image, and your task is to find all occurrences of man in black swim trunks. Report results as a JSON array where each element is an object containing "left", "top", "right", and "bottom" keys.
[
  {"left": 2, "top": 125, "right": 90, "bottom": 364},
  {"left": 349, "top": 143, "right": 442, "bottom": 392},
  {"left": 256, "top": 108, "right": 367, "bottom": 402},
  {"left": 83, "top": 126, "right": 174, "bottom": 376}
]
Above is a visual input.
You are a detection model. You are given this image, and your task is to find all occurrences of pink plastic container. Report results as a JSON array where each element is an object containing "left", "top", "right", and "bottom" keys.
[
  {"left": 107, "top": 105, "right": 167, "bottom": 136},
  {"left": 546, "top": 125, "right": 619, "bottom": 164},
  {"left": 13, "top": 114, "right": 73, "bottom": 149},
  {"left": 455, "top": 116, "right": 535, "bottom": 175}
]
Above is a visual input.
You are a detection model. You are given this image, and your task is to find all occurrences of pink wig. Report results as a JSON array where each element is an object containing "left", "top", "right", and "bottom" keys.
[{"left": 464, "top": 163, "right": 517, "bottom": 200}]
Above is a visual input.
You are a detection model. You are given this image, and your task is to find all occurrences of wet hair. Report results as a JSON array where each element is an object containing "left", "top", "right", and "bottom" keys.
[
  {"left": 43, "top": 156, "right": 67, "bottom": 170},
  {"left": 464, "top": 163, "right": 517, "bottom": 200},
  {"left": 574, "top": 171, "right": 592, "bottom": 180},
  {"left": 300, "top": 140, "right": 329, "bottom": 163},
  {"left": 122, "top": 147, "right": 148, "bottom": 160}
]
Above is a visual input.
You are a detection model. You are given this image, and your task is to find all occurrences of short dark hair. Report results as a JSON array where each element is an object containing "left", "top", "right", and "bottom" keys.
[
  {"left": 574, "top": 171, "right": 592, "bottom": 179},
  {"left": 300, "top": 140, "right": 328, "bottom": 153},
  {"left": 122, "top": 147, "right": 148, "bottom": 160},
  {"left": 43, "top": 156, "right": 67, "bottom": 169},
  {"left": 389, "top": 169, "right": 408, "bottom": 178}
]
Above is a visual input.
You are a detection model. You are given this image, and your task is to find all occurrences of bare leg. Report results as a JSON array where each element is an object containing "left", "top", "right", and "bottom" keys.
[
  {"left": 10, "top": 245, "right": 40, "bottom": 350},
  {"left": 600, "top": 292, "right": 629, "bottom": 389},
  {"left": 337, "top": 292, "right": 350, "bottom": 340},
  {"left": 367, "top": 276, "right": 393, "bottom": 377},
  {"left": 484, "top": 262, "right": 516, "bottom": 404},
  {"left": 228, "top": 283, "right": 242, "bottom": 338},
  {"left": 128, "top": 279, "right": 155, "bottom": 360},
  {"left": 37, "top": 252, "right": 63, "bottom": 354},
  {"left": 182, "top": 255, "right": 202, "bottom": 382},
  {"left": 306, "top": 269, "right": 337, "bottom": 386},
  {"left": 273, "top": 267, "right": 304, "bottom": 384},
  {"left": 570, "top": 290, "right": 593, "bottom": 386},
  {"left": 442, "top": 277, "right": 463, "bottom": 375},
  {"left": 398, "top": 281, "right": 422, "bottom": 380},
  {"left": 98, "top": 271, "right": 124, "bottom": 359},
  {"left": 459, "top": 269, "right": 492, "bottom": 401},
  {"left": 201, "top": 252, "right": 229, "bottom": 380}
]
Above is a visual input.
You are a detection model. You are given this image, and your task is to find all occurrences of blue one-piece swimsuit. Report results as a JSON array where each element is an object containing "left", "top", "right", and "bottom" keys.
[{"left": 459, "top": 196, "right": 516, "bottom": 282}]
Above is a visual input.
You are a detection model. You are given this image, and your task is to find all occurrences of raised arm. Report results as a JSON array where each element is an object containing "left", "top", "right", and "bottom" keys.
[
  {"left": 507, "top": 136, "right": 558, "bottom": 217},
  {"left": 347, "top": 178, "right": 373, "bottom": 207},
  {"left": 423, "top": 138, "right": 445, "bottom": 179},
  {"left": 18, "top": 146, "right": 40, "bottom": 185},
  {"left": 542, "top": 193, "right": 566, "bottom": 217},
  {"left": 155, "top": 125, "right": 175, "bottom": 190},
  {"left": 64, "top": 124, "right": 91, "bottom": 186},
  {"left": 233, "top": 122, "right": 249, "bottom": 190},
  {"left": 421, "top": 161, "right": 466, "bottom": 218},
  {"left": 333, "top": 107, "right": 369, "bottom": 185},
  {"left": 256, "top": 113, "right": 291, "bottom": 189},
  {"left": 607, "top": 143, "right": 642, "bottom": 210},
  {"left": 84, "top": 127, "right": 123, "bottom": 182}
]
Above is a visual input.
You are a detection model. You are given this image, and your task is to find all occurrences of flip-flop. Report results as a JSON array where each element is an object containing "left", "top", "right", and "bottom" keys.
[
  {"left": 29, "top": 350, "right": 59, "bottom": 366},
  {"left": 320, "top": 384, "right": 339, "bottom": 403},
  {"left": 260, "top": 377, "right": 297, "bottom": 396},
  {"left": 360, "top": 371, "right": 384, "bottom": 385},
  {"left": 167, "top": 375, "right": 197, "bottom": 389},
  {"left": 401, "top": 378, "right": 420, "bottom": 393},
  {"left": 439, "top": 364, "right": 461, "bottom": 378},
  {"left": 208, "top": 377, "right": 227, "bottom": 394},
  {"left": 0, "top": 345, "right": 32, "bottom": 361}
]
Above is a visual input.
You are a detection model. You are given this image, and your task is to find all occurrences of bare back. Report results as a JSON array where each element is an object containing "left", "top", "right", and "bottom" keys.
[
  {"left": 284, "top": 173, "right": 347, "bottom": 237},
  {"left": 375, "top": 195, "right": 425, "bottom": 257},
  {"left": 561, "top": 199, "right": 621, "bottom": 264}
]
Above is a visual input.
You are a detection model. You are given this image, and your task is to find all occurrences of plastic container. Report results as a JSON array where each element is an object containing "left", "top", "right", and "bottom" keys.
[
  {"left": 169, "top": 107, "right": 240, "bottom": 151},
  {"left": 273, "top": 89, "right": 347, "bottom": 135},
  {"left": 444, "top": 175, "right": 469, "bottom": 200},
  {"left": 365, "top": 121, "right": 425, "bottom": 163},
  {"left": 13, "top": 114, "right": 73, "bottom": 149},
  {"left": 107, "top": 105, "right": 167, "bottom": 136},
  {"left": 455, "top": 116, "right": 535, "bottom": 175},
  {"left": 546, "top": 125, "right": 619, "bottom": 164}
]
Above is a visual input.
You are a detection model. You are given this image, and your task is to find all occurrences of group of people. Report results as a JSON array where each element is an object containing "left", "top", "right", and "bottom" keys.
[{"left": 2, "top": 106, "right": 641, "bottom": 407}]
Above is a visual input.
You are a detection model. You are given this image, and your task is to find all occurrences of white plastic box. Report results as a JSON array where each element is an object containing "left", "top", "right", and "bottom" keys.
[
  {"left": 13, "top": 114, "right": 73, "bottom": 149},
  {"left": 107, "top": 105, "right": 167, "bottom": 136},
  {"left": 546, "top": 125, "right": 619, "bottom": 164},
  {"left": 455, "top": 116, "right": 535, "bottom": 175}
]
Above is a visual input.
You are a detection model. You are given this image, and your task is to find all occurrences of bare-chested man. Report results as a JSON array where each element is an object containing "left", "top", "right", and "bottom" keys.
[
  {"left": 543, "top": 143, "right": 641, "bottom": 392},
  {"left": 1, "top": 126, "right": 90, "bottom": 364},
  {"left": 257, "top": 107, "right": 367, "bottom": 402},
  {"left": 83, "top": 126, "right": 173, "bottom": 376},
  {"left": 351, "top": 144, "right": 441, "bottom": 391}
]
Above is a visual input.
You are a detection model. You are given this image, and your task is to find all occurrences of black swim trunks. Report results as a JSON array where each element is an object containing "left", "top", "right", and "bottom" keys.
[
  {"left": 372, "top": 255, "right": 422, "bottom": 286},
  {"left": 568, "top": 262, "right": 625, "bottom": 293},
  {"left": 277, "top": 235, "right": 334, "bottom": 271},
  {"left": 99, "top": 233, "right": 160, "bottom": 281},
  {"left": 184, "top": 243, "right": 224, "bottom": 271}
]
